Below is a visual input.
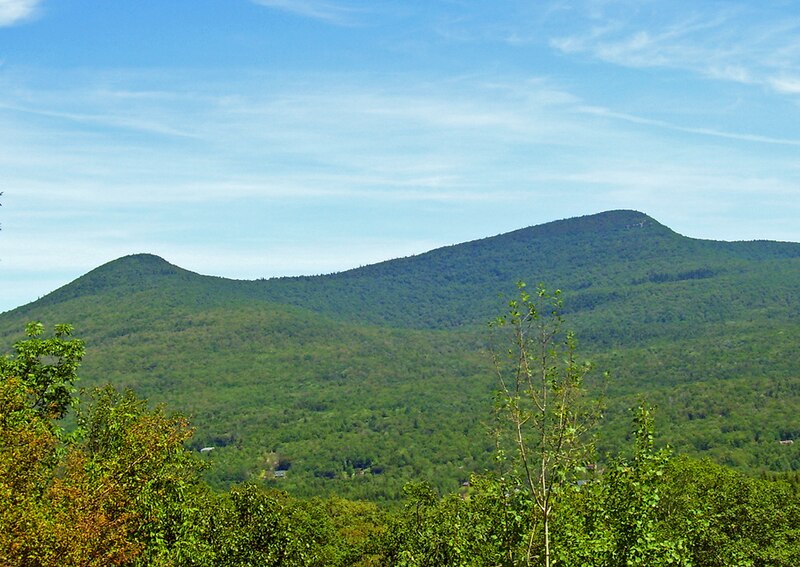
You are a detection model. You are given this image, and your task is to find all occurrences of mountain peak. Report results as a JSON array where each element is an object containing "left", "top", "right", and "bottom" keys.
[
  {"left": 522, "top": 210, "right": 669, "bottom": 238},
  {"left": 103, "top": 253, "right": 179, "bottom": 270},
  {"left": 36, "top": 254, "right": 194, "bottom": 306},
  {"left": 83, "top": 253, "right": 188, "bottom": 280}
]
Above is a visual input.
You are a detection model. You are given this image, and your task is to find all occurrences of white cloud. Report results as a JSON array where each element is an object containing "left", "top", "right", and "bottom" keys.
[
  {"left": 552, "top": 11, "right": 732, "bottom": 69},
  {"left": 578, "top": 105, "right": 800, "bottom": 147},
  {"left": 769, "top": 76, "right": 800, "bottom": 95},
  {"left": 0, "top": 101, "right": 197, "bottom": 138},
  {"left": 0, "top": 0, "right": 41, "bottom": 26},
  {"left": 547, "top": 3, "right": 800, "bottom": 99},
  {"left": 250, "top": 0, "right": 363, "bottom": 25},
  {"left": 707, "top": 65, "right": 754, "bottom": 84}
]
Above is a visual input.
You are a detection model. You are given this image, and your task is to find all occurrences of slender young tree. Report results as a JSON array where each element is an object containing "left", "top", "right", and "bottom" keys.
[{"left": 489, "top": 282, "right": 598, "bottom": 567}]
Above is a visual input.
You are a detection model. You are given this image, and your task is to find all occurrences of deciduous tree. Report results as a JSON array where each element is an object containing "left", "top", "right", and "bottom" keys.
[
  {"left": 0, "top": 321, "right": 84, "bottom": 421},
  {"left": 489, "top": 282, "right": 598, "bottom": 567}
]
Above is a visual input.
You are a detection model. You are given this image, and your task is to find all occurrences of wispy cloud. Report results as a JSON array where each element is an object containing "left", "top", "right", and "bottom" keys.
[
  {"left": 0, "top": 101, "right": 197, "bottom": 138},
  {"left": 579, "top": 105, "right": 800, "bottom": 147},
  {"left": 250, "top": 0, "right": 365, "bottom": 25},
  {"left": 0, "top": 71, "right": 587, "bottom": 212},
  {"left": 548, "top": 2, "right": 800, "bottom": 98},
  {"left": 0, "top": 0, "right": 40, "bottom": 26},
  {"left": 770, "top": 76, "right": 800, "bottom": 95},
  {"left": 422, "top": 2, "right": 800, "bottom": 103}
]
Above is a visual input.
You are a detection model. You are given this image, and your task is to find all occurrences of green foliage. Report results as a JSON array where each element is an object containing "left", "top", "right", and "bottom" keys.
[
  {"left": 196, "top": 484, "right": 325, "bottom": 566},
  {"left": 489, "top": 282, "right": 599, "bottom": 566},
  {"left": 0, "top": 323, "right": 394, "bottom": 566},
  {"left": 660, "top": 457, "right": 800, "bottom": 566},
  {"left": 383, "top": 480, "right": 521, "bottom": 567},
  {"left": 3, "top": 210, "right": 800, "bottom": 499},
  {"left": 3, "top": 303, "right": 497, "bottom": 500},
  {"left": 75, "top": 386, "right": 208, "bottom": 566},
  {"left": 5, "top": 321, "right": 800, "bottom": 564},
  {"left": 0, "top": 375, "right": 65, "bottom": 565},
  {"left": 579, "top": 405, "right": 689, "bottom": 566},
  {"left": 183, "top": 485, "right": 389, "bottom": 567},
  {"left": 0, "top": 325, "right": 207, "bottom": 565},
  {"left": 0, "top": 322, "right": 84, "bottom": 421}
]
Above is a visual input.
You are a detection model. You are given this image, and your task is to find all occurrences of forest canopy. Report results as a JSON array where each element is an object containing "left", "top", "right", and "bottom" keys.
[{"left": 3, "top": 311, "right": 800, "bottom": 566}]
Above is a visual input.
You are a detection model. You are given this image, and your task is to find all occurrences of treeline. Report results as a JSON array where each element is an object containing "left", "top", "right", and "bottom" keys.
[{"left": 3, "top": 322, "right": 800, "bottom": 566}]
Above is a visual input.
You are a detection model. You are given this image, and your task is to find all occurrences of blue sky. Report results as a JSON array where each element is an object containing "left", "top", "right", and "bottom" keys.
[{"left": 1, "top": 0, "right": 799, "bottom": 312}]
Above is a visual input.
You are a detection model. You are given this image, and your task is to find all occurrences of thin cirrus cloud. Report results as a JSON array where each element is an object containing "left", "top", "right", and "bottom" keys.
[
  {"left": 3, "top": 68, "right": 795, "bottom": 210},
  {"left": 250, "top": 0, "right": 366, "bottom": 25},
  {"left": 0, "top": 101, "right": 198, "bottom": 139},
  {"left": 549, "top": 2, "right": 800, "bottom": 97},
  {"left": 0, "top": 0, "right": 41, "bottom": 26},
  {"left": 578, "top": 105, "right": 800, "bottom": 147},
  {"left": 770, "top": 76, "right": 800, "bottom": 95},
  {"left": 0, "top": 70, "right": 593, "bottom": 214}
]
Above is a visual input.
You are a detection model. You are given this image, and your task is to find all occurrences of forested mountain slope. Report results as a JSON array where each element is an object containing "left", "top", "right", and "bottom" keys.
[
  {"left": 2, "top": 210, "right": 799, "bottom": 499},
  {"left": 255, "top": 209, "right": 800, "bottom": 334}
]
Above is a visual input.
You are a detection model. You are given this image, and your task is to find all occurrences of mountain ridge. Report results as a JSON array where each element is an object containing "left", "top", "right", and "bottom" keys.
[
  {"left": 9, "top": 208, "right": 800, "bottom": 334},
  {"left": 18, "top": 208, "right": 799, "bottom": 318},
  {"left": 2, "top": 209, "right": 800, "bottom": 499}
]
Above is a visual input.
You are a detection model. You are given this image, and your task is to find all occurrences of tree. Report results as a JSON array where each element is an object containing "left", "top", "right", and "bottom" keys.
[
  {"left": 0, "top": 323, "right": 128, "bottom": 566},
  {"left": 382, "top": 480, "right": 512, "bottom": 567},
  {"left": 0, "top": 323, "right": 210, "bottom": 566},
  {"left": 76, "top": 386, "right": 207, "bottom": 566},
  {"left": 660, "top": 455, "right": 800, "bottom": 566},
  {"left": 0, "top": 321, "right": 84, "bottom": 421},
  {"left": 0, "top": 323, "right": 88, "bottom": 564},
  {"left": 489, "top": 282, "right": 598, "bottom": 567},
  {"left": 593, "top": 405, "right": 688, "bottom": 566}
]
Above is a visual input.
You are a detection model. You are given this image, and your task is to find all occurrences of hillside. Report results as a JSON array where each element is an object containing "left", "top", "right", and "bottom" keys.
[
  {"left": 255, "top": 209, "right": 800, "bottom": 334},
  {"left": 2, "top": 209, "right": 800, "bottom": 499}
]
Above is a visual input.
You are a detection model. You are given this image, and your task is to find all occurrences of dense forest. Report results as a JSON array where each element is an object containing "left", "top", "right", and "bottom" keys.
[
  {"left": 2, "top": 211, "right": 799, "bottom": 501},
  {"left": 3, "top": 302, "right": 800, "bottom": 565},
  {"left": 4, "top": 206, "right": 800, "bottom": 562}
]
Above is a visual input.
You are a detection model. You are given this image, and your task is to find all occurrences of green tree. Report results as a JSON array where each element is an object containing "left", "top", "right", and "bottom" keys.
[
  {"left": 0, "top": 323, "right": 139, "bottom": 565},
  {"left": 193, "top": 483, "right": 356, "bottom": 567},
  {"left": 0, "top": 322, "right": 84, "bottom": 421},
  {"left": 0, "top": 323, "right": 212, "bottom": 566},
  {"left": 594, "top": 405, "right": 688, "bottom": 566},
  {"left": 489, "top": 283, "right": 598, "bottom": 567},
  {"left": 76, "top": 386, "right": 208, "bottom": 566},
  {"left": 661, "top": 456, "right": 800, "bottom": 566},
  {"left": 382, "top": 480, "right": 511, "bottom": 567}
]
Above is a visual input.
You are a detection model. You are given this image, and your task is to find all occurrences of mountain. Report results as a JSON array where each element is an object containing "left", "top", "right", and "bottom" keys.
[
  {"left": 254, "top": 209, "right": 800, "bottom": 337},
  {"left": 2, "top": 210, "right": 800, "bottom": 500}
]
